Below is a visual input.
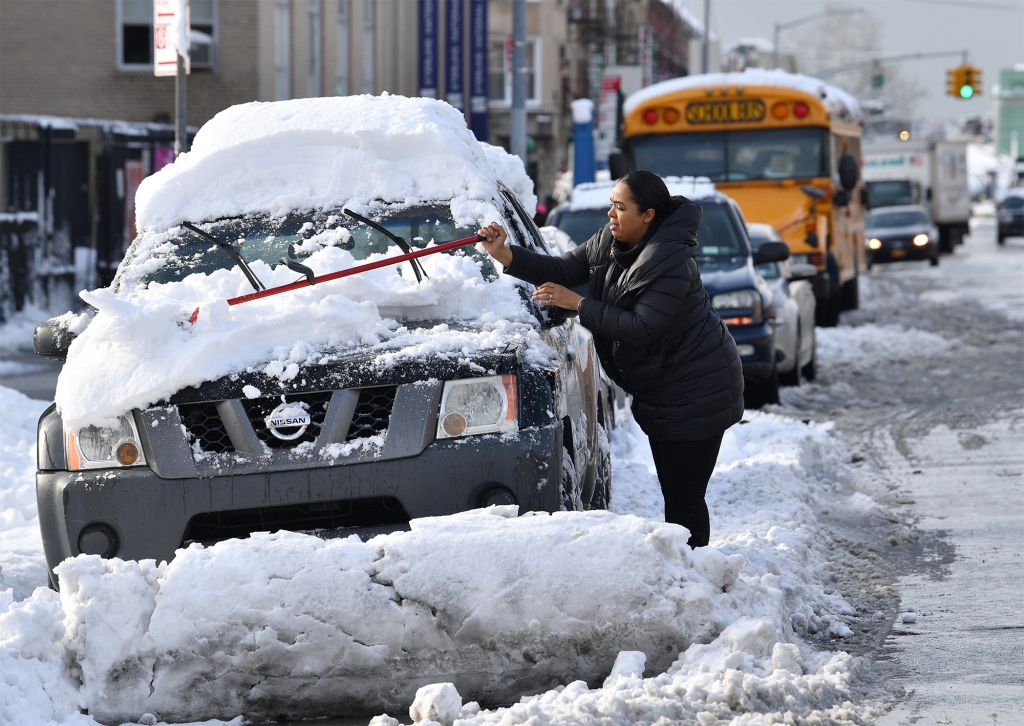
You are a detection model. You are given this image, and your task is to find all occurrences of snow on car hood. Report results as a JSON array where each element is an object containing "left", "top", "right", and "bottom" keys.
[
  {"left": 55, "top": 95, "right": 547, "bottom": 431},
  {"left": 56, "top": 244, "right": 549, "bottom": 431},
  {"left": 134, "top": 94, "right": 536, "bottom": 232}
]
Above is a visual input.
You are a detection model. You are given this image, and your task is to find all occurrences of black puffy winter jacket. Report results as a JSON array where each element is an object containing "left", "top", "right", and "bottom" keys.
[{"left": 506, "top": 196, "right": 744, "bottom": 441}]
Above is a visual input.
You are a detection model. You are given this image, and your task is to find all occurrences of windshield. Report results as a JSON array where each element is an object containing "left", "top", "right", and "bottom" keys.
[
  {"left": 696, "top": 204, "right": 746, "bottom": 258},
  {"left": 757, "top": 262, "right": 782, "bottom": 280},
  {"left": 868, "top": 180, "right": 914, "bottom": 207},
  {"left": 1001, "top": 195, "right": 1024, "bottom": 209},
  {"left": 131, "top": 206, "right": 487, "bottom": 287},
  {"left": 556, "top": 209, "right": 610, "bottom": 246},
  {"left": 867, "top": 210, "right": 929, "bottom": 228},
  {"left": 629, "top": 127, "right": 829, "bottom": 182}
]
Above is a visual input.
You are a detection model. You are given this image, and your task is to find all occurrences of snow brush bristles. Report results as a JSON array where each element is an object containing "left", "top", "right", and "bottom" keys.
[{"left": 187, "top": 234, "right": 484, "bottom": 324}]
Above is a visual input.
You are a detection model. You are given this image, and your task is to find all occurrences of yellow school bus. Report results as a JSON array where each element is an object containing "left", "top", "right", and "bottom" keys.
[{"left": 615, "top": 70, "right": 866, "bottom": 325}]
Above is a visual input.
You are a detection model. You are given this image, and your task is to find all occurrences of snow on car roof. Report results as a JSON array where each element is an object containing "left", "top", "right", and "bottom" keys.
[
  {"left": 568, "top": 176, "right": 721, "bottom": 211},
  {"left": 135, "top": 94, "right": 536, "bottom": 233},
  {"left": 623, "top": 69, "right": 863, "bottom": 124}
]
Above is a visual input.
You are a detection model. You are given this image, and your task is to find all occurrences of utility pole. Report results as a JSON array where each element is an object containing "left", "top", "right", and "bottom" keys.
[
  {"left": 510, "top": 0, "right": 527, "bottom": 163},
  {"left": 701, "top": 0, "right": 710, "bottom": 74}
]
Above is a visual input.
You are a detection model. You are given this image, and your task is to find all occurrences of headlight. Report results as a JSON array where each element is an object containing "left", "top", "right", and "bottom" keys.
[
  {"left": 712, "top": 289, "right": 763, "bottom": 325},
  {"left": 868, "top": 238, "right": 882, "bottom": 250},
  {"left": 67, "top": 414, "right": 147, "bottom": 470},
  {"left": 437, "top": 375, "right": 518, "bottom": 439},
  {"left": 913, "top": 234, "right": 929, "bottom": 247}
]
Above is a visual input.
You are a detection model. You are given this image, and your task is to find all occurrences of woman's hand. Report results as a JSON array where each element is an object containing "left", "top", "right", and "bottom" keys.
[
  {"left": 477, "top": 222, "right": 513, "bottom": 268},
  {"left": 533, "top": 282, "right": 584, "bottom": 312}
]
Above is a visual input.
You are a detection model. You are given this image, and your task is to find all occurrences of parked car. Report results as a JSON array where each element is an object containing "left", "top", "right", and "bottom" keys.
[
  {"left": 865, "top": 205, "right": 940, "bottom": 267},
  {"left": 32, "top": 96, "right": 612, "bottom": 587},
  {"left": 997, "top": 189, "right": 1024, "bottom": 245},
  {"left": 547, "top": 177, "right": 785, "bottom": 408},
  {"left": 747, "top": 223, "right": 818, "bottom": 386}
]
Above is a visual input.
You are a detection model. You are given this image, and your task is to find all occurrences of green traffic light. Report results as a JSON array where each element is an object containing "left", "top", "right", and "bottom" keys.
[{"left": 960, "top": 84, "right": 974, "bottom": 99}]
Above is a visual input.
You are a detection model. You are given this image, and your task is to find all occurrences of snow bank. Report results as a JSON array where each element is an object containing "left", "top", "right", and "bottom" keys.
[
  {"left": 623, "top": 69, "right": 862, "bottom": 123},
  {"left": 0, "top": 409, "right": 879, "bottom": 724},
  {"left": 0, "top": 388, "right": 49, "bottom": 602},
  {"left": 135, "top": 95, "right": 535, "bottom": 233},
  {"left": 816, "top": 323, "right": 952, "bottom": 367}
]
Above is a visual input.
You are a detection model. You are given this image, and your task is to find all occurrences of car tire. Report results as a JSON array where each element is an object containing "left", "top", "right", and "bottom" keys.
[
  {"left": 997, "top": 234, "right": 1006, "bottom": 246},
  {"left": 930, "top": 254, "right": 940, "bottom": 267},
  {"left": 801, "top": 329, "right": 817, "bottom": 382},
  {"left": 841, "top": 275, "right": 859, "bottom": 311},
  {"left": 560, "top": 444, "right": 580, "bottom": 511},
  {"left": 586, "top": 424, "right": 612, "bottom": 511},
  {"left": 779, "top": 325, "right": 802, "bottom": 387},
  {"left": 939, "top": 227, "right": 954, "bottom": 254},
  {"left": 744, "top": 366, "right": 780, "bottom": 409}
]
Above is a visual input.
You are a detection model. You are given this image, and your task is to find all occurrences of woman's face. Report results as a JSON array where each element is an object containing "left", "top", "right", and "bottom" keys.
[{"left": 607, "top": 181, "right": 655, "bottom": 246}]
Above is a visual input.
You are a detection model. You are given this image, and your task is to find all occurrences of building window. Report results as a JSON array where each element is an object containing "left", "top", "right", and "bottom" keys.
[
  {"left": 118, "top": 0, "right": 153, "bottom": 68},
  {"left": 487, "top": 35, "right": 540, "bottom": 106},
  {"left": 117, "top": 0, "right": 217, "bottom": 71}
]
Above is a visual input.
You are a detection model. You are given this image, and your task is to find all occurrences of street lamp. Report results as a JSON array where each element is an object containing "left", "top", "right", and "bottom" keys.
[{"left": 772, "top": 8, "right": 865, "bottom": 70}]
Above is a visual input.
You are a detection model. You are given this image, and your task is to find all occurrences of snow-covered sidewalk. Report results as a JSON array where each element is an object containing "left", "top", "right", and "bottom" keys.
[{"left": 0, "top": 379, "right": 890, "bottom": 725}]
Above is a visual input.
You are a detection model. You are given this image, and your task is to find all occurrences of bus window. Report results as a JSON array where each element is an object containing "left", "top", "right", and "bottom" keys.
[
  {"left": 629, "top": 132, "right": 726, "bottom": 181},
  {"left": 727, "top": 128, "right": 828, "bottom": 181}
]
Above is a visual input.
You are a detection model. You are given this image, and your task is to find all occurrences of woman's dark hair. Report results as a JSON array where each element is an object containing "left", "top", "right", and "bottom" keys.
[{"left": 619, "top": 170, "right": 672, "bottom": 222}]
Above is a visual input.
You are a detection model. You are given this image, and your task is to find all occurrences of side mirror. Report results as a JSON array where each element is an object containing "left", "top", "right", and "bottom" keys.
[
  {"left": 752, "top": 241, "right": 790, "bottom": 264},
  {"left": 838, "top": 153, "right": 859, "bottom": 192},
  {"left": 789, "top": 263, "right": 819, "bottom": 280},
  {"left": 800, "top": 185, "right": 827, "bottom": 200},
  {"left": 608, "top": 151, "right": 626, "bottom": 180},
  {"left": 34, "top": 318, "right": 76, "bottom": 361}
]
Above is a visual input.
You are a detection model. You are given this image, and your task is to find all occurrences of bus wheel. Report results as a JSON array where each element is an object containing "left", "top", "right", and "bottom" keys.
[{"left": 841, "top": 275, "right": 859, "bottom": 311}]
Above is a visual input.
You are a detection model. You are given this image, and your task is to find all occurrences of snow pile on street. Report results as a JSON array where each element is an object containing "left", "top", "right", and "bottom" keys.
[
  {"left": 0, "top": 406, "right": 880, "bottom": 725},
  {"left": 0, "top": 388, "right": 49, "bottom": 602},
  {"left": 0, "top": 304, "right": 53, "bottom": 354},
  {"left": 135, "top": 95, "right": 535, "bottom": 232},
  {"left": 816, "top": 324, "right": 953, "bottom": 367},
  {"left": 623, "top": 69, "right": 862, "bottom": 123}
]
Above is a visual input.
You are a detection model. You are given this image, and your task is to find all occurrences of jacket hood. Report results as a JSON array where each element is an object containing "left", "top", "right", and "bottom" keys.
[{"left": 612, "top": 196, "right": 702, "bottom": 284}]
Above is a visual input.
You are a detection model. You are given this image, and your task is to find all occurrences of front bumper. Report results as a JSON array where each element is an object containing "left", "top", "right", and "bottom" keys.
[
  {"left": 998, "top": 219, "right": 1024, "bottom": 237},
  {"left": 868, "top": 240, "right": 936, "bottom": 262},
  {"left": 37, "top": 427, "right": 560, "bottom": 579},
  {"left": 728, "top": 321, "right": 775, "bottom": 382}
]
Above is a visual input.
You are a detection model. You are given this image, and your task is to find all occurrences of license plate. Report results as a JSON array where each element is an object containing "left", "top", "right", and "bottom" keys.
[{"left": 891, "top": 249, "right": 906, "bottom": 258}]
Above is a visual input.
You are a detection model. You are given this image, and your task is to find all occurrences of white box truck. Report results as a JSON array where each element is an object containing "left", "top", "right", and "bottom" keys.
[{"left": 862, "top": 140, "right": 971, "bottom": 252}]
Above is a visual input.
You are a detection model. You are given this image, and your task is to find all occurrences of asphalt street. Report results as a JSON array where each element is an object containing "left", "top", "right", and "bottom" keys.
[{"left": 781, "top": 213, "right": 1024, "bottom": 724}]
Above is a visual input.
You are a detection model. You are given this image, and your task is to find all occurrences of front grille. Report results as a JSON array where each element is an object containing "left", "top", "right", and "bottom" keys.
[
  {"left": 241, "top": 391, "right": 333, "bottom": 449},
  {"left": 346, "top": 387, "right": 397, "bottom": 441},
  {"left": 178, "top": 402, "right": 235, "bottom": 453},
  {"left": 181, "top": 496, "right": 410, "bottom": 545}
]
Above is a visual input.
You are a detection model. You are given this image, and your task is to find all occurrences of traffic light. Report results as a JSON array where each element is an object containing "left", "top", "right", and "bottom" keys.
[{"left": 947, "top": 64, "right": 982, "bottom": 99}]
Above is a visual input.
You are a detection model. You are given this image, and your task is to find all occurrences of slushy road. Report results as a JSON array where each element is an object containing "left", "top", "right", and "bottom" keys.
[{"left": 782, "top": 211, "right": 1024, "bottom": 724}]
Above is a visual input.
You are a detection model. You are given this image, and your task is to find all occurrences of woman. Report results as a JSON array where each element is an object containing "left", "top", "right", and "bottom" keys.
[{"left": 478, "top": 171, "right": 743, "bottom": 548}]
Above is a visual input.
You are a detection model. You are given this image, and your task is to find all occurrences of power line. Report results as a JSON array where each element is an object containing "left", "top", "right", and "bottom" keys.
[{"left": 904, "top": 0, "right": 1022, "bottom": 10}]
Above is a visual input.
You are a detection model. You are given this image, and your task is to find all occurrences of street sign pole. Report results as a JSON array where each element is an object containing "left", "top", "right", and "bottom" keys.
[{"left": 176, "top": 54, "right": 188, "bottom": 155}]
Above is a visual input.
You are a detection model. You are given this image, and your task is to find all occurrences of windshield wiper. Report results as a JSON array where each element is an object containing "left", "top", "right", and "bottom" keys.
[
  {"left": 182, "top": 221, "right": 266, "bottom": 292},
  {"left": 342, "top": 208, "right": 428, "bottom": 283}
]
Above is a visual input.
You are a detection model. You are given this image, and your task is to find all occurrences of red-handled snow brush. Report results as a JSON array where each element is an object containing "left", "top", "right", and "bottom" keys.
[{"left": 187, "top": 233, "right": 485, "bottom": 324}]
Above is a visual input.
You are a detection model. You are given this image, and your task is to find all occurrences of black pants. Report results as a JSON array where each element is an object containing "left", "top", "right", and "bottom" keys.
[{"left": 649, "top": 433, "right": 724, "bottom": 548}]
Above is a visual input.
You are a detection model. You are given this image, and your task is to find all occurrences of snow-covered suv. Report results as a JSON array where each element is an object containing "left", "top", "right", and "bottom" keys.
[{"left": 33, "top": 96, "right": 611, "bottom": 586}]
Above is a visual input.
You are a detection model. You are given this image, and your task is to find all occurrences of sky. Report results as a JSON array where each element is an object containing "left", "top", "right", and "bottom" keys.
[{"left": 673, "top": 0, "right": 1024, "bottom": 122}]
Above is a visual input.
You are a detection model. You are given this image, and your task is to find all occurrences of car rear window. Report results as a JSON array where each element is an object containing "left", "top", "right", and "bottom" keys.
[{"left": 1001, "top": 196, "right": 1024, "bottom": 209}]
